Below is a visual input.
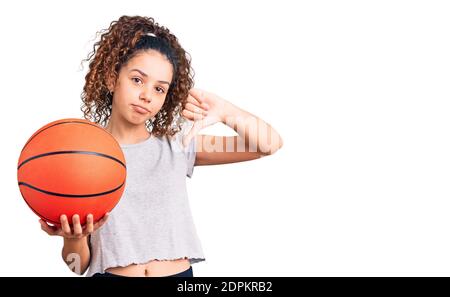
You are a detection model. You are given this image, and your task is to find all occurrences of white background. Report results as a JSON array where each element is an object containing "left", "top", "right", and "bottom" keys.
[{"left": 1, "top": 0, "right": 449, "bottom": 276}]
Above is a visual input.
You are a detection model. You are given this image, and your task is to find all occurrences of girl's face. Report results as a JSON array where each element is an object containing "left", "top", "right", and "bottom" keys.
[{"left": 110, "top": 50, "right": 173, "bottom": 127}]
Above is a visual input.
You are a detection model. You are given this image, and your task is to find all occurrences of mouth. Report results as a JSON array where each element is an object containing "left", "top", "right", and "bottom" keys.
[{"left": 131, "top": 104, "right": 150, "bottom": 114}]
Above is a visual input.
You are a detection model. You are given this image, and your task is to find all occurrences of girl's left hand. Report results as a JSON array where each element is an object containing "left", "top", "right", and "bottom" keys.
[{"left": 181, "top": 88, "right": 227, "bottom": 147}]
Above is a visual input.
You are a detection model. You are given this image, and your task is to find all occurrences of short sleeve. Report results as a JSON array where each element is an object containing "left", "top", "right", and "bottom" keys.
[
  {"left": 186, "top": 135, "right": 196, "bottom": 178},
  {"left": 175, "top": 118, "right": 196, "bottom": 178}
]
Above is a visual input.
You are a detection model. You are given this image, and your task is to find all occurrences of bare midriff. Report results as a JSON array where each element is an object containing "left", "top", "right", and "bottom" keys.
[{"left": 105, "top": 257, "right": 191, "bottom": 277}]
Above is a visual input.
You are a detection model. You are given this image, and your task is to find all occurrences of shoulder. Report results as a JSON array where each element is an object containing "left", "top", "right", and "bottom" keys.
[{"left": 167, "top": 118, "right": 195, "bottom": 153}]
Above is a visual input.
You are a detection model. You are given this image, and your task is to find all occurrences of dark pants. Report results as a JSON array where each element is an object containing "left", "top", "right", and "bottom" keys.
[{"left": 92, "top": 266, "right": 193, "bottom": 277}]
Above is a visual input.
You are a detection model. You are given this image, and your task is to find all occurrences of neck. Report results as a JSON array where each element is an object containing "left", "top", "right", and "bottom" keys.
[{"left": 105, "top": 119, "right": 151, "bottom": 145}]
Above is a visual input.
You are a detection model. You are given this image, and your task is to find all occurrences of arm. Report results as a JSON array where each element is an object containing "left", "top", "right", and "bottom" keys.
[
  {"left": 40, "top": 213, "right": 109, "bottom": 275},
  {"left": 182, "top": 88, "right": 283, "bottom": 166},
  {"left": 62, "top": 237, "right": 91, "bottom": 275}
]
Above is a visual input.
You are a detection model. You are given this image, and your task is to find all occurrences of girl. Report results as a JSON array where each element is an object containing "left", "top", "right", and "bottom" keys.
[{"left": 39, "top": 15, "right": 283, "bottom": 277}]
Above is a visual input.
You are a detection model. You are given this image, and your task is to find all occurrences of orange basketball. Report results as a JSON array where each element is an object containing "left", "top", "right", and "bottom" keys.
[{"left": 17, "top": 118, "right": 126, "bottom": 226}]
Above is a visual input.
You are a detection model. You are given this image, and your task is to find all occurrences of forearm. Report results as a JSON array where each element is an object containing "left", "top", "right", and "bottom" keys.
[
  {"left": 62, "top": 237, "right": 90, "bottom": 275},
  {"left": 221, "top": 101, "right": 283, "bottom": 155}
]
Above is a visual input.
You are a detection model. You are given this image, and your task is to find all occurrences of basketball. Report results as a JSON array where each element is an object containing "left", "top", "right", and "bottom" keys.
[{"left": 17, "top": 118, "right": 127, "bottom": 226}]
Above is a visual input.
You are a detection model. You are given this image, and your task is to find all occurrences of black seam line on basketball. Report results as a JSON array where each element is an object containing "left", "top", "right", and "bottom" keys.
[
  {"left": 17, "top": 150, "right": 126, "bottom": 170},
  {"left": 19, "top": 186, "right": 114, "bottom": 225},
  {"left": 18, "top": 181, "right": 125, "bottom": 198},
  {"left": 21, "top": 120, "right": 112, "bottom": 153}
]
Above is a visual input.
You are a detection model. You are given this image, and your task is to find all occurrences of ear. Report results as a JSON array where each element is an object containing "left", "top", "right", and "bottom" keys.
[
  {"left": 105, "top": 75, "right": 116, "bottom": 93},
  {"left": 107, "top": 83, "right": 115, "bottom": 93}
]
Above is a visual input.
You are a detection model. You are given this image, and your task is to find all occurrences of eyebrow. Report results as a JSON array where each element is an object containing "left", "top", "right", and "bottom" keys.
[{"left": 130, "top": 68, "right": 170, "bottom": 85}]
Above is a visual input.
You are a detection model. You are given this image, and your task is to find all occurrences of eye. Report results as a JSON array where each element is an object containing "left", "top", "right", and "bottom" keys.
[
  {"left": 156, "top": 87, "right": 165, "bottom": 94},
  {"left": 131, "top": 77, "right": 143, "bottom": 85}
]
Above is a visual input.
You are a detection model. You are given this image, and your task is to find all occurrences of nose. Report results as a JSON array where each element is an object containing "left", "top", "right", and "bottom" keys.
[{"left": 140, "top": 89, "right": 152, "bottom": 103}]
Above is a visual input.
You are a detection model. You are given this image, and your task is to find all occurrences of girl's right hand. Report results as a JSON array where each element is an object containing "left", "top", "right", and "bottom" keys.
[{"left": 39, "top": 213, "right": 109, "bottom": 239}]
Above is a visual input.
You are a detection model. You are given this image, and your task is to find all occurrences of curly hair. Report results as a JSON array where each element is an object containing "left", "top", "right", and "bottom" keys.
[{"left": 80, "top": 15, "right": 195, "bottom": 137}]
